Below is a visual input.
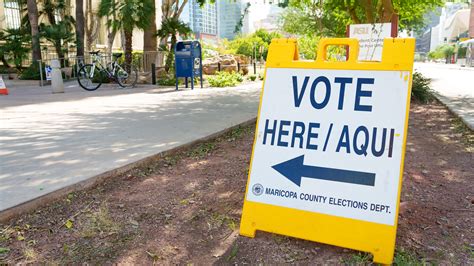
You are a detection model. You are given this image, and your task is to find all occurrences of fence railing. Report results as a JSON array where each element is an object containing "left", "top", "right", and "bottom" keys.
[
  {"left": 36, "top": 51, "right": 169, "bottom": 86},
  {"left": 23, "top": 49, "right": 265, "bottom": 86}
]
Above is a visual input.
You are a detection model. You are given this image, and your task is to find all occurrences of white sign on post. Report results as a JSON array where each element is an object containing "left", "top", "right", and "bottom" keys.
[
  {"left": 246, "top": 68, "right": 411, "bottom": 226},
  {"left": 45, "top": 65, "right": 52, "bottom": 81},
  {"left": 349, "top": 23, "right": 392, "bottom": 61}
]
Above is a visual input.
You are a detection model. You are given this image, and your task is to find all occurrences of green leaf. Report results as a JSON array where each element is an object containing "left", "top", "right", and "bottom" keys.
[
  {"left": 0, "top": 247, "right": 10, "bottom": 254},
  {"left": 65, "top": 220, "right": 73, "bottom": 229}
]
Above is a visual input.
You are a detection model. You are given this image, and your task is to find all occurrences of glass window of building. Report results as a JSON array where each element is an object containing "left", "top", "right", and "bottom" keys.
[{"left": 3, "top": 0, "right": 21, "bottom": 29}]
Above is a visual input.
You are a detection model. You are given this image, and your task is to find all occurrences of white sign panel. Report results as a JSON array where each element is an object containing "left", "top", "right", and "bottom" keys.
[
  {"left": 45, "top": 65, "right": 52, "bottom": 81},
  {"left": 349, "top": 23, "right": 392, "bottom": 61},
  {"left": 246, "top": 68, "right": 410, "bottom": 226}
]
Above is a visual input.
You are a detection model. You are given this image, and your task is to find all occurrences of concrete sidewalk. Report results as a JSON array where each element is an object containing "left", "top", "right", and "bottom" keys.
[
  {"left": 0, "top": 82, "right": 261, "bottom": 211},
  {"left": 415, "top": 63, "right": 474, "bottom": 130}
]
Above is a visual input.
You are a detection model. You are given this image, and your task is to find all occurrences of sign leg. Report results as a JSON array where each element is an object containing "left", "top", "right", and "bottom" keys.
[{"left": 239, "top": 205, "right": 257, "bottom": 238}]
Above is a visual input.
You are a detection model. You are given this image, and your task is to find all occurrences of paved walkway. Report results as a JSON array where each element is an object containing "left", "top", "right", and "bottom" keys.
[
  {"left": 0, "top": 82, "right": 261, "bottom": 211},
  {"left": 415, "top": 63, "right": 474, "bottom": 130}
]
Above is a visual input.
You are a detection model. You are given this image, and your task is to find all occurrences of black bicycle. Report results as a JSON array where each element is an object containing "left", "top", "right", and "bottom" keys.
[{"left": 77, "top": 51, "right": 138, "bottom": 91}]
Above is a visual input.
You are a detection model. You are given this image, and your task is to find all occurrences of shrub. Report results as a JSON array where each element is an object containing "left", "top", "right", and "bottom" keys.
[
  {"left": 411, "top": 72, "right": 434, "bottom": 103},
  {"left": 248, "top": 74, "right": 257, "bottom": 81},
  {"left": 0, "top": 66, "right": 17, "bottom": 74},
  {"left": 157, "top": 76, "right": 197, "bottom": 86},
  {"left": 236, "top": 73, "right": 244, "bottom": 82},
  {"left": 19, "top": 62, "right": 45, "bottom": 80},
  {"left": 208, "top": 71, "right": 243, "bottom": 87},
  {"left": 157, "top": 76, "right": 176, "bottom": 86},
  {"left": 1, "top": 28, "right": 30, "bottom": 70}
]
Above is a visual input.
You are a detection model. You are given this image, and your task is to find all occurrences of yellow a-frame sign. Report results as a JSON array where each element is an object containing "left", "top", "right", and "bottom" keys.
[{"left": 240, "top": 38, "right": 415, "bottom": 264}]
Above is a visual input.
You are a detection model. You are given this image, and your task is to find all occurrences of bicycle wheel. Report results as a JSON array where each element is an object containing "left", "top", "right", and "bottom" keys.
[
  {"left": 115, "top": 64, "right": 138, "bottom": 88},
  {"left": 77, "top": 64, "right": 105, "bottom": 91}
]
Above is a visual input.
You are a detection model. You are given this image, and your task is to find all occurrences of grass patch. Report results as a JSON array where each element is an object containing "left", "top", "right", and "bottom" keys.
[
  {"left": 224, "top": 125, "right": 252, "bottom": 142},
  {"left": 208, "top": 212, "right": 236, "bottom": 231},
  {"left": 343, "top": 252, "right": 373, "bottom": 264},
  {"left": 393, "top": 249, "right": 424, "bottom": 265},
  {"left": 163, "top": 155, "right": 181, "bottom": 166},
  {"left": 227, "top": 244, "right": 239, "bottom": 261},
  {"left": 79, "top": 204, "right": 120, "bottom": 238},
  {"left": 188, "top": 143, "right": 216, "bottom": 159},
  {"left": 22, "top": 246, "right": 38, "bottom": 262},
  {"left": 0, "top": 227, "right": 14, "bottom": 243},
  {"left": 341, "top": 249, "right": 425, "bottom": 265},
  {"left": 451, "top": 116, "right": 474, "bottom": 151}
]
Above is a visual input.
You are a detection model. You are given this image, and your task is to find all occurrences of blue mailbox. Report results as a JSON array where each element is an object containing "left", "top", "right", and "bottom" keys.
[{"left": 174, "top": 40, "right": 203, "bottom": 90}]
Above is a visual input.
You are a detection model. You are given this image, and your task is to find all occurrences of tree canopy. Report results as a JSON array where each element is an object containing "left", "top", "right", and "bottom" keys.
[
  {"left": 281, "top": 0, "right": 444, "bottom": 37},
  {"left": 225, "top": 29, "right": 282, "bottom": 60}
]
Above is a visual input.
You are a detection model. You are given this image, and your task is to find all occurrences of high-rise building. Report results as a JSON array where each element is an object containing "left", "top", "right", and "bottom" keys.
[
  {"left": 218, "top": 0, "right": 242, "bottom": 40},
  {"left": 415, "top": 9, "right": 441, "bottom": 53},
  {"left": 183, "top": 0, "right": 218, "bottom": 43},
  {"left": 241, "top": 0, "right": 283, "bottom": 35}
]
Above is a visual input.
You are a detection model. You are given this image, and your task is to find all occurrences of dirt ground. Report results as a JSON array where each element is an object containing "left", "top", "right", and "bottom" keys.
[{"left": 0, "top": 100, "right": 473, "bottom": 264}]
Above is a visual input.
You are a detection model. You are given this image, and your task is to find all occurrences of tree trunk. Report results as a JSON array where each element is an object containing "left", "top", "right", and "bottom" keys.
[
  {"left": 165, "top": 35, "right": 177, "bottom": 72},
  {"left": 361, "top": 0, "right": 375, "bottom": 23},
  {"left": 144, "top": 0, "right": 157, "bottom": 52},
  {"left": 104, "top": 3, "right": 117, "bottom": 54},
  {"left": 107, "top": 30, "right": 117, "bottom": 55},
  {"left": 55, "top": 42, "right": 65, "bottom": 67},
  {"left": 1, "top": 55, "right": 11, "bottom": 68},
  {"left": 124, "top": 29, "right": 133, "bottom": 67},
  {"left": 85, "top": 0, "right": 99, "bottom": 52},
  {"left": 26, "top": 0, "right": 42, "bottom": 62},
  {"left": 159, "top": 0, "right": 189, "bottom": 71},
  {"left": 75, "top": 0, "right": 85, "bottom": 58},
  {"left": 381, "top": 0, "right": 396, "bottom": 22}
]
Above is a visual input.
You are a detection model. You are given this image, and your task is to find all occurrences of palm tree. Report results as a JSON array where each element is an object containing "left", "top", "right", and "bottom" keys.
[
  {"left": 75, "top": 0, "right": 85, "bottom": 58},
  {"left": 39, "top": 0, "right": 76, "bottom": 62},
  {"left": 157, "top": 17, "right": 192, "bottom": 72},
  {"left": 0, "top": 32, "right": 11, "bottom": 68},
  {"left": 26, "top": 0, "right": 41, "bottom": 62},
  {"left": 99, "top": 0, "right": 153, "bottom": 66},
  {"left": 41, "top": 20, "right": 75, "bottom": 61},
  {"left": 98, "top": 0, "right": 119, "bottom": 54},
  {"left": 143, "top": 0, "right": 157, "bottom": 52},
  {"left": 1, "top": 28, "right": 31, "bottom": 70}
]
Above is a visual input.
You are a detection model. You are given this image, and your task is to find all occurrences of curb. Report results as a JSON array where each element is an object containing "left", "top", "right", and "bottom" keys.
[
  {"left": 0, "top": 118, "right": 257, "bottom": 224},
  {"left": 432, "top": 92, "right": 474, "bottom": 131}
]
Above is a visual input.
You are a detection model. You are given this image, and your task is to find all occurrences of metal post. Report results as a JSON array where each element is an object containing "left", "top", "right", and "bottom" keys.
[
  {"left": 185, "top": 77, "right": 188, "bottom": 88},
  {"left": 253, "top": 62, "right": 256, "bottom": 75},
  {"left": 151, "top": 63, "right": 156, "bottom": 85},
  {"left": 38, "top": 60, "right": 44, "bottom": 87},
  {"left": 237, "top": 62, "right": 240, "bottom": 73},
  {"left": 218, "top": 62, "right": 221, "bottom": 72}
]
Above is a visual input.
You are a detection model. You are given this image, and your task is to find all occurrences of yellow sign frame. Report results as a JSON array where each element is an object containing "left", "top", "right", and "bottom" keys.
[{"left": 240, "top": 38, "right": 415, "bottom": 264}]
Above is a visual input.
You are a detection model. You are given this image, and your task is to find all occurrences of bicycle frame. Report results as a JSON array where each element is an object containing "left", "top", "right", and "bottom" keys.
[{"left": 88, "top": 54, "right": 120, "bottom": 79}]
